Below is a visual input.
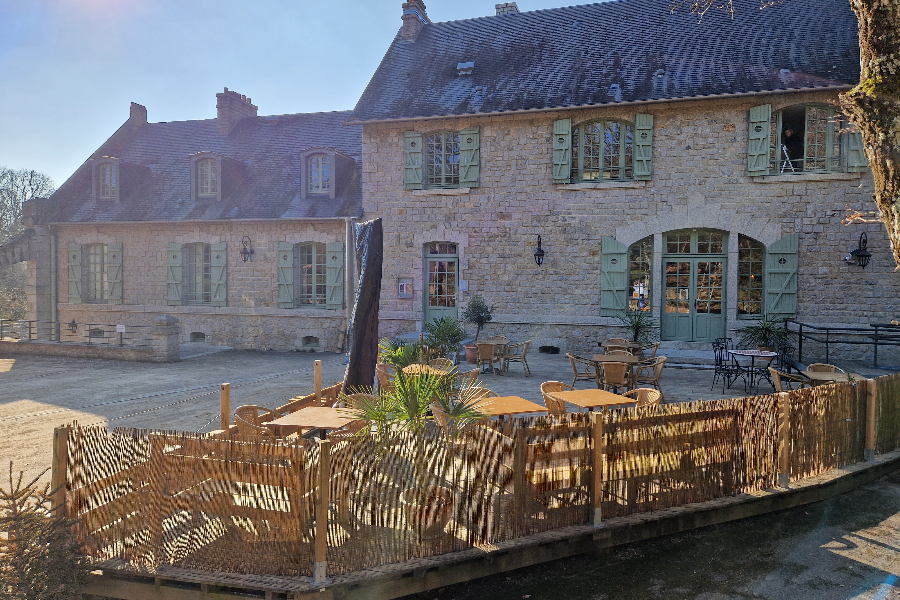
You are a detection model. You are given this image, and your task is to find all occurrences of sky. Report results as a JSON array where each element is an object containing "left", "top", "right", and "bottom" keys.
[{"left": 0, "top": 0, "right": 582, "bottom": 188}]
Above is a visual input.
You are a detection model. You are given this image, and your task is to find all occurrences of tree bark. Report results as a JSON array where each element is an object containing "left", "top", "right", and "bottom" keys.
[{"left": 841, "top": 0, "right": 900, "bottom": 269}]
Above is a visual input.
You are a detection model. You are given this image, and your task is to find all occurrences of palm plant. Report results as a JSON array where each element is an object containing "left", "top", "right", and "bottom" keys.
[
  {"left": 424, "top": 317, "right": 466, "bottom": 360},
  {"left": 616, "top": 309, "right": 658, "bottom": 343},
  {"left": 377, "top": 337, "right": 425, "bottom": 368}
]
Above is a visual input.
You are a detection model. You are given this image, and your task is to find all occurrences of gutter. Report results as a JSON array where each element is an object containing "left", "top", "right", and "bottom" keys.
[
  {"left": 48, "top": 216, "right": 358, "bottom": 227},
  {"left": 344, "top": 85, "right": 854, "bottom": 126}
]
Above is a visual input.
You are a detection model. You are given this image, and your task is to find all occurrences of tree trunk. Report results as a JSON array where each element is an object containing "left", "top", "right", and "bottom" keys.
[{"left": 841, "top": 0, "right": 900, "bottom": 269}]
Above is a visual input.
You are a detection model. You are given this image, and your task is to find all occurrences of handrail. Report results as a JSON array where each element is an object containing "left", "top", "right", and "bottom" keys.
[
  {"left": 787, "top": 320, "right": 900, "bottom": 368},
  {"left": 0, "top": 319, "right": 153, "bottom": 348}
]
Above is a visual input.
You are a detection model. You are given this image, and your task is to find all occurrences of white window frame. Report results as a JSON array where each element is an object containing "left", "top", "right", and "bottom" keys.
[{"left": 84, "top": 243, "right": 109, "bottom": 303}]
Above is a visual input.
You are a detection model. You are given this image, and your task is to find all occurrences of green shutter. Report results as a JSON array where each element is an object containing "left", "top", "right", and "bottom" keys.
[
  {"left": 765, "top": 233, "right": 798, "bottom": 322},
  {"left": 847, "top": 129, "right": 869, "bottom": 172},
  {"left": 600, "top": 236, "right": 628, "bottom": 317},
  {"left": 634, "top": 113, "right": 653, "bottom": 181},
  {"left": 277, "top": 241, "right": 295, "bottom": 309},
  {"left": 67, "top": 243, "right": 82, "bottom": 304},
  {"left": 748, "top": 104, "right": 772, "bottom": 176},
  {"left": 167, "top": 243, "right": 182, "bottom": 306},
  {"left": 210, "top": 242, "right": 227, "bottom": 307},
  {"left": 325, "top": 241, "right": 344, "bottom": 311},
  {"left": 552, "top": 119, "right": 572, "bottom": 184},
  {"left": 107, "top": 242, "right": 123, "bottom": 305},
  {"left": 459, "top": 127, "right": 480, "bottom": 188},
  {"left": 404, "top": 131, "right": 423, "bottom": 190}
]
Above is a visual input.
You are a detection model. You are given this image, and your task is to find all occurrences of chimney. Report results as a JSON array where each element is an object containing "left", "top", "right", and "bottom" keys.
[
  {"left": 216, "top": 87, "right": 258, "bottom": 135},
  {"left": 129, "top": 102, "right": 147, "bottom": 125},
  {"left": 495, "top": 2, "right": 519, "bottom": 15},
  {"left": 401, "top": 0, "right": 430, "bottom": 41}
]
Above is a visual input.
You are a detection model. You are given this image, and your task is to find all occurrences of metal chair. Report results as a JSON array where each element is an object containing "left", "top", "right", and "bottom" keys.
[{"left": 567, "top": 353, "right": 599, "bottom": 387}]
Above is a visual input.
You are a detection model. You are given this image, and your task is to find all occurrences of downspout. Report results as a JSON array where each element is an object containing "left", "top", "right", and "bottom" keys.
[
  {"left": 343, "top": 217, "right": 357, "bottom": 352},
  {"left": 50, "top": 231, "right": 57, "bottom": 341}
]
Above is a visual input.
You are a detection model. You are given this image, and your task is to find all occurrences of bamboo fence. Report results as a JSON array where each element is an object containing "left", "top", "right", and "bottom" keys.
[{"left": 56, "top": 374, "right": 899, "bottom": 581}]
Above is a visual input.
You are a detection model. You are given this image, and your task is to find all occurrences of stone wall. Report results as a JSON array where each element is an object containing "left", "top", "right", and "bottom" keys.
[{"left": 362, "top": 90, "right": 900, "bottom": 360}]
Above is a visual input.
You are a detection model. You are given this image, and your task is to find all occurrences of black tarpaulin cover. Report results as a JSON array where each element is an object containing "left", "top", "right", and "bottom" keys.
[{"left": 343, "top": 218, "right": 383, "bottom": 391}]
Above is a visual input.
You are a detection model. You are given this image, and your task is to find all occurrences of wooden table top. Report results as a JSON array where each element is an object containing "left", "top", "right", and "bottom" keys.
[
  {"left": 550, "top": 389, "right": 638, "bottom": 410},
  {"left": 591, "top": 354, "right": 644, "bottom": 364},
  {"left": 474, "top": 396, "right": 547, "bottom": 416},
  {"left": 402, "top": 364, "right": 449, "bottom": 376},
  {"left": 600, "top": 340, "right": 644, "bottom": 349},
  {"left": 801, "top": 371, "right": 864, "bottom": 383},
  {"left": 267, "top": 406, "right": 356, "bottom": 431}
]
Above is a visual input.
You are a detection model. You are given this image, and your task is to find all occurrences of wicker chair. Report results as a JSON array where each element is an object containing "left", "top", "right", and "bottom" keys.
[
  {"left": 807, "top": 363, "right": 842, "bottom": 373},
  {"left": 450, "top": 369, "right": 480, "bottom": 399},
  {"left": 567, "top": 353, "right": 599, "bottom": 387},
  {"left": 639, "top": 341, "right": 661, "bottom": 359},
  {"left": 634, "top": 356, "right": 666, "bottom": 394},
  {"left": 622, "top": 387, "right": 663, "bottom": 408},
  {"left": 476, "top": 342, "right": 503, "bottom": 376},
  {"left": 429, "top": 357, "right": 455, "bottom": 371},
  {"left": 605, "top": 349, "right": 633, "bottom": 356},
  {"left": 502, "top": 340, "right": 531, "bottom": 375},
  {"left": 233, "top": 405, "right": 282, "bottom": 426},
  {"left": 607, "top": 338, "right": 629, "bottom": 344},
  {"left": 375, "top": 363, "right": 396, "bottom": 391},
  {"left": 768, "top": 368, "right": 813, "bottom": 393},
  {"left": 599, "top": 362, "right": 631, "bottom": 394},
  {"left": 234, "top": 413, "right": 277, "bottom": 441},
  {"left": 540, "top": 381, "right": 573, "bottom": 415}
]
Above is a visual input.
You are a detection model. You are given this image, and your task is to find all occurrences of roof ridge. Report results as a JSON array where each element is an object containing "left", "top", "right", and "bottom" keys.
[{"left": 425, "top": 0, "right": 641, "bottom": 26}]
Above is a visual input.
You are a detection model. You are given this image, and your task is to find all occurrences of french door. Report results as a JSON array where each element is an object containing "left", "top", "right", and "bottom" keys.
[{"left": 424, "top": 242, "right": 459, "bottom": 323}]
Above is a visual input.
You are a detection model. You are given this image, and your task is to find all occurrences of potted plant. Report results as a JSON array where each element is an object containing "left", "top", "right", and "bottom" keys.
[
  {"left": 378, "top": 337, "right": 425, "bottom": 369},
  {"left": 615, "top": 309, "right": 658, "bottom": 343},
  {"left": 424, "top": 317, "right": 466, "bottom": 363},
  {"left": 735, "top": 317, "right": 789, "bottom": 352},
  {"left": 461, "top": 295, "right": 494, "bottom": 364}
]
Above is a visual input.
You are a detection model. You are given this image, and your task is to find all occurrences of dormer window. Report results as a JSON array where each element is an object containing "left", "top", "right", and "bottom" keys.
[
  {"left": 307, "top": 154, "right": 331, "bottom": 194},
  {"left": 190, "top": 152, "right": 223, "bottom": 202},
  {"left": 93, "top": 158, "right": 120, "bottom": 202}
]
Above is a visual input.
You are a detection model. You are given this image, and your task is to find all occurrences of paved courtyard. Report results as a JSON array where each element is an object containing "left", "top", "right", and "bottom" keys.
[{"left": 0, "top": 345, "right": 891, "bottom": 485}]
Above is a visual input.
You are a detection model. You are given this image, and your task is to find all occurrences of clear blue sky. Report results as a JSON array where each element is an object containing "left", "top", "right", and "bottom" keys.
[{"left": 0, "top": 0, "right": 580, "bottom": 188}]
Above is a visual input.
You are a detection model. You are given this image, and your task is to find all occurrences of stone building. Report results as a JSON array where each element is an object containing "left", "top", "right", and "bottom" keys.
[
  {"left": 7, "top": 90, "right": 361, "bottom": 351},
  {"left": 350, "top": 0, "right": 899, "bottom": 359}
]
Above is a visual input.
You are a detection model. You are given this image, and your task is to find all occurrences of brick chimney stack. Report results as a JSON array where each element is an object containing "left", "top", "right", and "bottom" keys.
[
  {"left": 216, "top": 87, "right": 258, "bottom": 135},
  {"left": 401, "top": 0, "right": 430, "bottom": 41},
  {"left": 496, "top": 2, "right": 519, "bottom": 15},
  {"left": 129, "top": 102, "right": 147, "bottom": 125}
]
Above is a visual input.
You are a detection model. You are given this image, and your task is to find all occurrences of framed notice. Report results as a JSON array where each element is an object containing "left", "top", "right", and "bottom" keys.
[{"left": 398, "top": 278, "right": 413, "bottom": 299}]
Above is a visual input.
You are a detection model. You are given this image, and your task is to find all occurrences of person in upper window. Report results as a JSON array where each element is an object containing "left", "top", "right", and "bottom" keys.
[{"left": 782, "top": 128, "right": 803, "bottom": 162}]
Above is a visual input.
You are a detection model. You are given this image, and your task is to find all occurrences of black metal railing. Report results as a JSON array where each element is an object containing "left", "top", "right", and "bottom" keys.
[
  {"left": 0, "top": 319, "right": 153, "bottom": 348},
  {"left": 787, "top": 320, "right": 900, "bottom": 368}
]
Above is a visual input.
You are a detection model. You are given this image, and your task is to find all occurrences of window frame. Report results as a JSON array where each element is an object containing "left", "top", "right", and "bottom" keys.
[
  {"left": 425, "top": 131, "right": 461, "bottom": 189},
  {"left": 182, "top": 242, "right": 212, "bottom": 305},
  {"left": 628, "top": 236, "right": 653, "bottom": 312},
  {"left": 83, "top": 243, "right": 109, "bottom": 303},
  {"left": 307, "top": 154, "right": 332, "bottom": 195},
  {"left": 571, "top": 119, "right": 635, "bottom": 182},
  {"left": 190, "top": 152, "right": 222, "bottom": 202},
  {"left": 768, "top": 104, "right": 852, "bottom": 175},
  {"left": 737, "top": 235, "right": 765, "bottom": 318},
  {"left": 93, "top": 158, "right": 120, "bottom": 202},
  {"left": 295, "top": 242, "right": 328, "bottom": 307}
]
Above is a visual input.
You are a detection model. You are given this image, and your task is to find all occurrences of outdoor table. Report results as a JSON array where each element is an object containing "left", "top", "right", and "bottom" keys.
[
  {"left": 548, "top": 388, "right": 638, "bottom": 412},
  {"left": 474, "top": 395, "right": 547, "bottom": 418},
  {"left": 728, "top": 349, "right": 777, "bottom": 393},
  {"left": 800, "top": 371, "right": 864, "bottom": 385},
  {"left": 402, "top": 364, "right": 449, "bottom": 376},
  {"left": 599, "top": 340, "right": 643, "bottom": 351},
  {"left": 265, "top": 406, "right": 356, "bottom": 439}
]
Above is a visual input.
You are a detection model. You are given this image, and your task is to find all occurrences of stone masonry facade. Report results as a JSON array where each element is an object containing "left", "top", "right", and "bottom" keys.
[{"left": 362, "top": 90, "right": 900, "bottom": 361}]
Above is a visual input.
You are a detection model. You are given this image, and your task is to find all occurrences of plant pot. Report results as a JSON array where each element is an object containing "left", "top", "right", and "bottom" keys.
[
  {"left": 400, "top": 486, "right": 454, "bottom": 540},
  {"left": 757, "top": 346, "right": 775, "bottom": 353},
  {"left": 463, "top": 344, "right": 478, "bottom": 364}
]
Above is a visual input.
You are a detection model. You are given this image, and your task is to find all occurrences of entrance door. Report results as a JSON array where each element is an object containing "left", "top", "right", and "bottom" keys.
[
  {"left": 660, "top": 230, "right": 727, "bottom": 342},
  {"left": 424, "top": 242, "right": 459, "bottom": 324}
]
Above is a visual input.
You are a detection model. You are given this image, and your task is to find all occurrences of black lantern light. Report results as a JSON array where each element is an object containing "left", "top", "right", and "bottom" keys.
[
  {"left": 846, "top": 232, "right": 872, "bottom": 269},
  {"left": 240, "top": 236, "right": 254, "bottom": 262},
  {"left": 533, "top": 235, "right": 545, "bottom": 266}
]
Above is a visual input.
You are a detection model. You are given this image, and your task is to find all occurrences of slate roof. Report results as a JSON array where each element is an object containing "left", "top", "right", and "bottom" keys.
[
  {"left": 51, "top": 110, "right": 362, "bottom": 224},
  {"left": 352, "top": 0, "right": 860, "bottom": 121}
]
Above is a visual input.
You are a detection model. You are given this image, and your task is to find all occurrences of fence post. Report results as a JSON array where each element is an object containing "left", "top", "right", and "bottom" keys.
[
  {"left": 513, "top": 426, "right": 527, "bottom": 523},
  {"left": 51, "top": 426, "right": 70, "bottom": 519},
  {"left": 865, "top": 379, "right": 877, "bottom": 461},
  {"left": 797, "top": 322, "right": 803, "bottom": 363},
  {"left": 313, "top": 439, "right": 332, "bottom": 585},
  {"left": 146, "top": 435, "right": 165, "bottom": 568},
  {"left": 778, "top": 392, "right": 791, "bottom": 489},
  {"left": 315, "top": 360, "right": 322, "bottom": 402},
  {"left": 592, "top": 411, "right": 604, "bottom": 527},
  {"left": 0, "top": 319, "right": 4, "bottom": 340},
  {"left": 220, "top": 383, "right": 231, "bottom": 432}
]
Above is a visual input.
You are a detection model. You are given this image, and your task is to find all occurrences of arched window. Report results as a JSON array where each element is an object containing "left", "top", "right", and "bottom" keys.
[
  {"left": 572, "top": 120, "right": 634, "bottom": 181},
  {"left": 426, "top": 131, "right": 461, "bottom": 188},
  {"left": 737, "top": 235, "right": 765, "bottom": 316},
  {"left": 307, "top": 154, "right": 331, "bottom": 194},
  {"left": 197, "top": 158, "right": 218, "bottom": 196},
  {"left": 628, "top": 236, "right": 652, "bottom": 311}
]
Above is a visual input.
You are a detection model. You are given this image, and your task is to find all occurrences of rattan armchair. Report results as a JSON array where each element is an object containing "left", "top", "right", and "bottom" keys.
[
  {"left": 234, "top": 413, "right": 277, "bottom": 441},
  {"left": 599, "top": 361, "right": 631, "bottom": 394},
  {"left": 540, "top": 381, "right": 573, "bottom": 415},
  {"left": 476, "top": 342, "right": 504, "bottom": 376},
  {"left": 567, "top": 353, "right": 599, "bottom": 387},
  {"left": 768, "top": 368, "right": 813, "bottom": 392},
  {"left": 233, "top": 405, "right": 283, "bottom": 426},
  {"left": 622, "top": 387, "right": 663, "bottom": 408},
  {"left": 807, "top": 363, "right": 843, "bottom": 373},
  {"left": 375, "top": 363, "right": 396, "bottom": 392},
  {"left": 634, "top": 356, "right": 666, "bottom": 394},
  {"left": 429, "top": 357, "right": 455, "bottom": 370},
  {"left": 502, "top": 340, "right": 531, "bottom": 375}
]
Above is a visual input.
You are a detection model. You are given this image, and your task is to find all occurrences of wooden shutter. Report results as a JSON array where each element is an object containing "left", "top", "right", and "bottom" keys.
[
  {"left": 552, "top": 119, "right": 572, "bottom": 184},
  {"left": 277, "top": 241, "right": 295, "bottom": 309},
  {"left": 107, "top": 242, "right": 123, "bottom": 305},
  {"left": 765, "top": 233, "right": 798, "bottom": 322},
  {"left": 210, "top": 242, "right": 227, "bottom": 307},
  {"left": 847, "top": 129, "right": 869, "bottom": 172},
  {"left": 167, "top": 243, "right": 182, "bottom": 306},
  {"left": 634, "top": 113, "right": 653, "bottom": 181},
  {"left": 600, "top": 236, "right": 628, "bottom": 317},
  {"left": 747, "top": 104, "right": 772, "bottom": 176},
  {"left": 404, "top": 131, "right": 423, "bottom": 190},
  {"left": 459, "top": 127, "right": 480, "bottom": 188},
  {"left": 325, "top": 241, "right": 344, "bottom": 311},
  {"left": 67, "top": 243, "right": 82, "bottom": 304}
]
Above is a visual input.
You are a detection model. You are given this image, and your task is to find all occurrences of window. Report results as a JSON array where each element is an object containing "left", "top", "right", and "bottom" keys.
[
  {"left": 738, "top": 236, "right": 765, "bottom": 316},
  {"left": 84, "top": 244, "right": 108, "bottom": 302},
  {"left": 197, "top": 158, "right": 218, "bottom": 196},
  {"left": 183, "top": 243, "right": 212, "bottom": 305},
  {"left": 296, "top": 243, "right": 327, "bottom": 306},
  {"left": 572, "top": 120, "right": 633, "bottom": 181},
  {"left": 427, "top": 132, "right": 460, "bottom": 188},
  {"left": 307, "top": 155, "right": 331, "bottom": 194},
  {"left": 99, "top": 165, "right": 117, "bottom": 199},
  {"left": 628, "top": 237, "right": 652, "bottom": 311}
]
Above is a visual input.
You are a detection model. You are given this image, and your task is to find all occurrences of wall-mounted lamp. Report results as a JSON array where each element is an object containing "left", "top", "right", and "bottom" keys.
[
  {"left": 240, "top": 236, "right": 254, "bottom": 262},
  {"left": 844, "top": 232, "right": 871, "bottom": 268},
  {"left": 533, "top": 235, "right": 545, "bottom": 266}
]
